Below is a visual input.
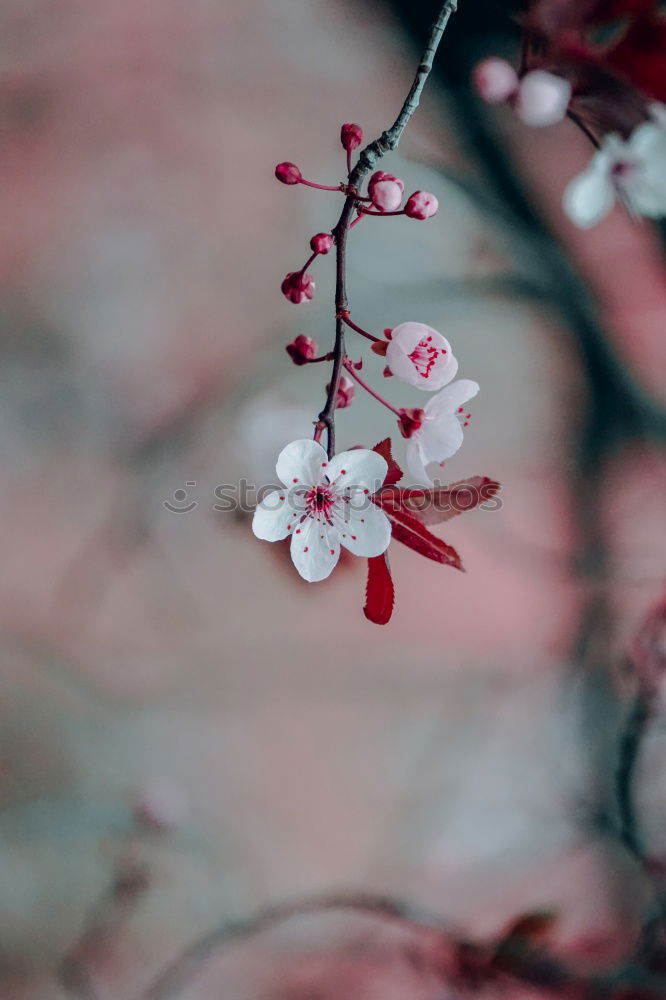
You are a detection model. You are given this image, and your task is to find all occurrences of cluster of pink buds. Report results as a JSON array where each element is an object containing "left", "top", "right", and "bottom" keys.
[
  {"left": 251, "top": 116, "right": 499, "bottom": 625},
  {"left": 275, "top": 127, "right": 440, "bottom": 306},
  {"left": 472, "top": 0, "right": 666, "bottom": 227}
]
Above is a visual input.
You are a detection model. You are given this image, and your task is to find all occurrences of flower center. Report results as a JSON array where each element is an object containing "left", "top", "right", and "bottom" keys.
[
  {"left": 306, "top": 485, "right": 335, "bottom": 517},
  {"left": 610, "top": 158, "right": 635, "bottom": 182},
  {"left": 408, "top": 337, "right": 445, "bottom": 380}
]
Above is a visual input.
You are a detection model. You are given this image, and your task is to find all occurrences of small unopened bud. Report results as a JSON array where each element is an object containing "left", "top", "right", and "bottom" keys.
[
  {"left": 404, "top": 191, "right": 439, "bottom": 220},
  {"left": 327, "top": 374, "right": 355, "bottom": 409},
  {"left": 275, "top": 161, "right": 302, "bottom": 185},
  {"left": 310, "top": 232, "right": 334, "bottom": 254},
  {"left": 281, "top": 271, "right": 315, "bottom": 304},
  {"left": 286, "top": 334, "right": 318, "bottom": 365},
  {"left": 397, "top": 407, "right": 425, "bottom": 439},
  {"left": 473, "top": 57, "right": 519, "bottom": 104},
  {"left": 516, "top": 70, "right": 572, "bottom": 127},
  {"left": 368, "top": 171, "right": 404, "bottom": 213},
  {"left": 340, "top": 123, "right": 363, "bottom": 151}
]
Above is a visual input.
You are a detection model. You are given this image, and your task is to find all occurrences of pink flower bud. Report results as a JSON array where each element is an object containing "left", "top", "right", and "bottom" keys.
[
  {"left": 327, "top": 374, "right": 355, "bottom": 409},
  {"left": 281, "top": 271, "right": 315, "bottom": 304},
  {"left": 340, "top": 123, "right": 363, "bottom": 151},
  {"left": 404, "top": 191, "right": 439, "bottom": 220},
  {"left": 473, "top": 57, "right": 519, "bottom": 104},
  {"left": 397, "top": 407, "right": 425, "bottom": 439},
  {"left": 275, "top": 161, "right": 302, "bottom": 185},
  {"left": 516, "top": 71, "right": 572, "bottom": 127},
  {"left": 368, "top": 171, "right": 404, "bottom": 212},
  {"left": 286, "top": 334, "right": 318, "bottom": 365},
  {"left": 310, "top": 232, "right": 334, "bottom": 254}
]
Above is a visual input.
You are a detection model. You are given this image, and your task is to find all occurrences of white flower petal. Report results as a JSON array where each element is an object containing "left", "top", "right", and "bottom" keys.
[
  {"left": 389, "top": 322, "right": 432, "bottom": 354},
  {"left": 338, "top": 502, "right": 391, "bottom": 557},
  {"left": 386, "top": 345, "right": 422, "bottom": 386},
  {"left": 405, "top": 437, "right": 432, "bottom": 484},
  {"left": 421, "top": 414, "right": 464, "bottom": 462},
  {"left": 425, "top": 379, "right": 479, "bottom": 417},
  {"left": 290, "top": 517, "right": 340, "bottom": 582},
  {"left": 648, "top": 103, "right": 666, "bottom": 130},
  {"left": 276, "top": 439, "right": 328, "bottom": 488},
  {"left": 252, "top": 490, "right": 297, "bottom": 541},
  {"left": 415, "top": 350, "right": 458, "bottom": 391},
  {"left": 326, "top": 448, "right": 388, "bottom": 494},
  {"left": 626, "top": 126, "right": 666, "bottom": 217},
  {"left": 629, "top": 122, "right": 665, "bottom": 159},
  {"left": 563, "top": 165, "right": 615, "bottom": 228}
]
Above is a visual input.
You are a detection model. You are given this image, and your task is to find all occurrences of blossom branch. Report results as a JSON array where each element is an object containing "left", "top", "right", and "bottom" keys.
[
  {"left": 339, "top": 309, "right": 381, "bottom": 343},
  {"left": 316, "top": 0, "right": 458, "bottom": 457},
  {"left": 343, "top": 358, "right": 401, "bottom": 416}
]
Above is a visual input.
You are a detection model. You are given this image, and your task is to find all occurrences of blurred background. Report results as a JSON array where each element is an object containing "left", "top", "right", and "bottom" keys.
[{"left": 0, "top": 0, "right": 664, "bottom": 997}]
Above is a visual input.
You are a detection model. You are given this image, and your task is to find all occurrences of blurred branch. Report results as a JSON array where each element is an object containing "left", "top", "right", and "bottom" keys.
[
  {"left": 58, "top": 859, "right": 150, "bottom": 1000},
  {"left": 137, "top": 892, "right": 450, "bottom": 1000},
  {"left": 616, "top": 694, "right": 650, "bottom": 860}
]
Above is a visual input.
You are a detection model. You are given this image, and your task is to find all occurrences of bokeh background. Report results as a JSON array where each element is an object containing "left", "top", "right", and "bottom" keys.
[{"left": 0, "top": 0, "right": 665, "bottom": 997}]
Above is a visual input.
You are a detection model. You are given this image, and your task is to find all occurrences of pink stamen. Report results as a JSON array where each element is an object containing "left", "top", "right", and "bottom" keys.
[{"left": 409, "top": 339, "right": 441, "bottom": 380}]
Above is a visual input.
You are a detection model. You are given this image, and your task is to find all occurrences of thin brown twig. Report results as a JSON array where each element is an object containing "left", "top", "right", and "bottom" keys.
[
  {"left": 566, "top": 109, "right": 601, "bottom": 150},
  {"left": 316, "top": 0, "right": 458, "bottom": 458}
]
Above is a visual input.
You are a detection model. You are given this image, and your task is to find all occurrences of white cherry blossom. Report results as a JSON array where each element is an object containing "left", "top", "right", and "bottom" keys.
[
  {"left": 252, "top": 439, "right": 391, "bottom": 582},
  {"left": 385, "top": 322, "right": 458, "bottom": 391},
  {"left": 563, "top": 123, "right": 666, "bottom": 228},
  {"left": 406, "top": 379, "right": 480, "bottom": 485}
]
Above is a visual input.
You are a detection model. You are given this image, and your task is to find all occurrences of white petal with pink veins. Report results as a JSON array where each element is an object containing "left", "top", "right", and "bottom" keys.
[{"left": 276, "top": 438, "right": 328, "bottom": 488}]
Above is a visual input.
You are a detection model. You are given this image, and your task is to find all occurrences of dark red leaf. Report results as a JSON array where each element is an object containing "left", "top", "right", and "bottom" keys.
[
  {"left": 528, "top": 0, "right": 658, "bottom": 36},
  {"left": 606, "top": 15, "right": 666, "bottom": 102},
  {"left": 379, "top": 477, "right": 501, "bottom": 526},
  {"left": 372, "top": 438, "right": 403, "bottom": 488},
  {"left": 363, "top": 554, "right": 395, "bottom": 625},
  {"left": 375, "top": 497, "right": 463, "bottom": 569}
]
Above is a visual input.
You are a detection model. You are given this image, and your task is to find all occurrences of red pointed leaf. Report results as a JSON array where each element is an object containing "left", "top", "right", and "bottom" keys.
[
  {"left": 379, "top": 477, "right": 501, "bottom": 525},
  {"left": 372, "top": 438, "right": 403, "bottom": 487},
  {"left": 375, "top": 497, "right": 463, "bottom": 569},
  {"left": 363, "top": 554, "right": 395, "bottom": 625}
]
